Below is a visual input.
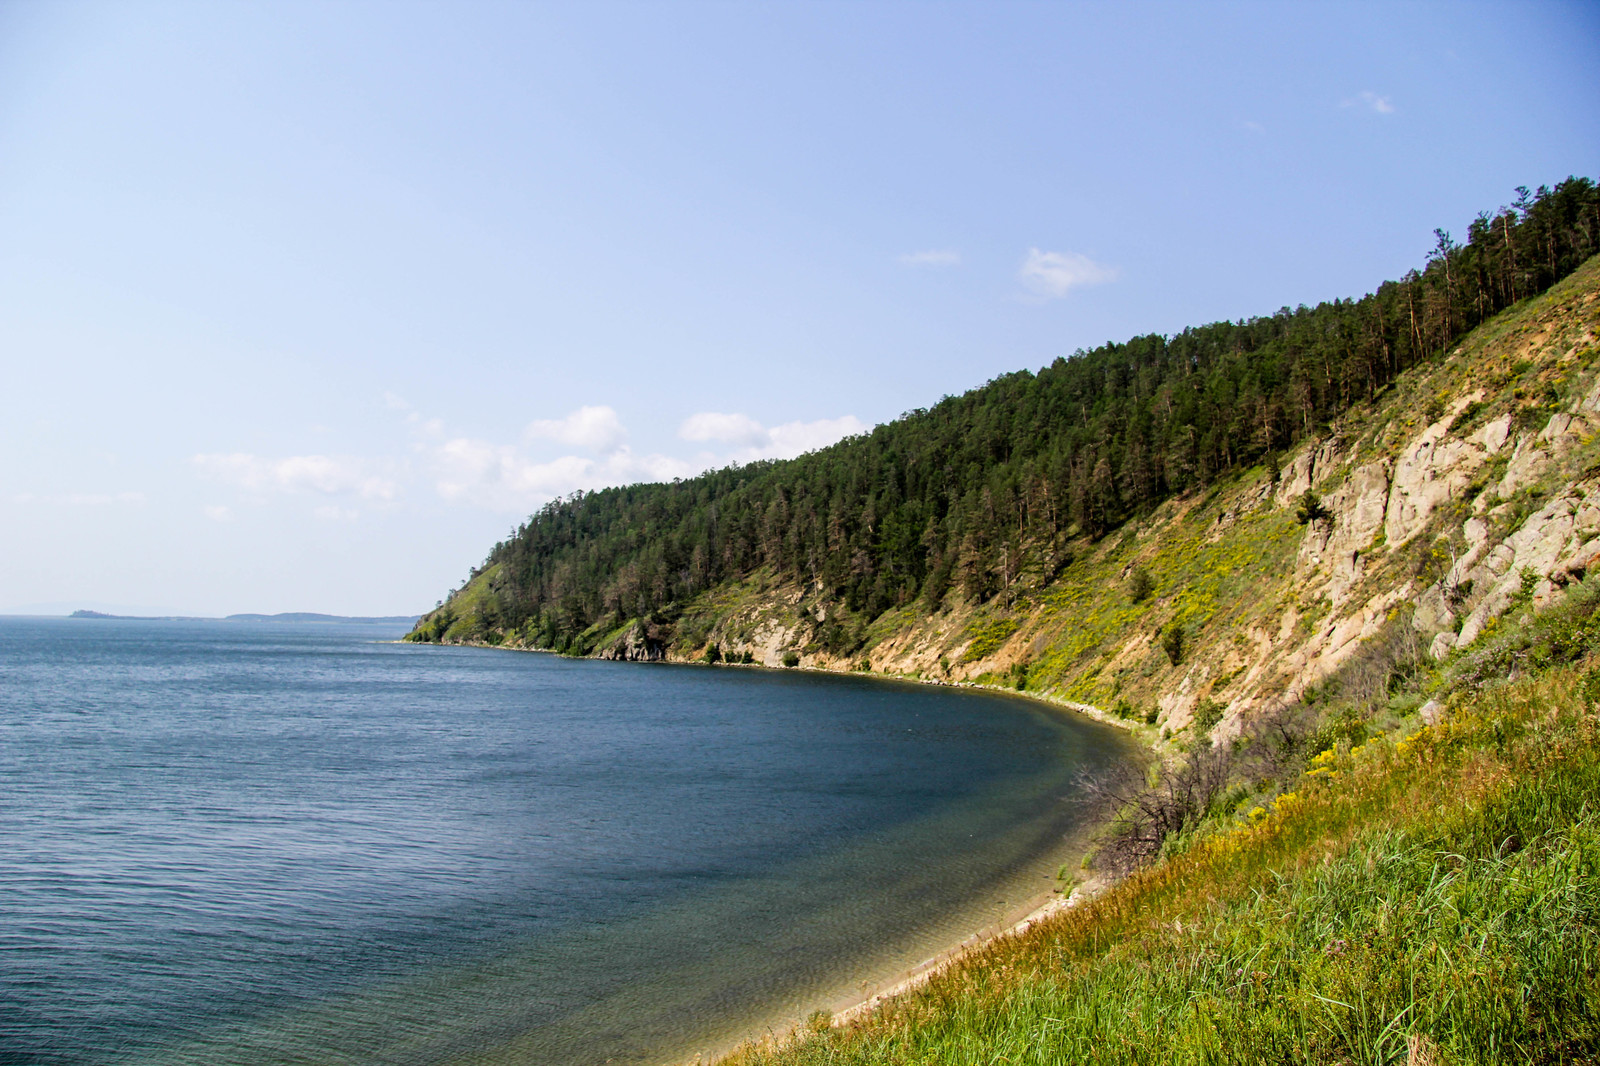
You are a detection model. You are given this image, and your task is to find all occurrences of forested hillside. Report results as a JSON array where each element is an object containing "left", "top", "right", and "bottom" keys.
[{"left": 409, "top": 178, "right": 1599, "bottom": 653}]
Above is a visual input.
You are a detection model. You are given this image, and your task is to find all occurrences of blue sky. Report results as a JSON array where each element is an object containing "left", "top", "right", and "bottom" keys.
[{"left": 2, "top": 0, "right": 1597, "bottom": 616}]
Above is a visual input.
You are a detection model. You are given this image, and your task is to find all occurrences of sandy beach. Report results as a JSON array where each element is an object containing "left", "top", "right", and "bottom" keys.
[{"left": 685, "top": 859, "right": 1116, "bottom": 1066}]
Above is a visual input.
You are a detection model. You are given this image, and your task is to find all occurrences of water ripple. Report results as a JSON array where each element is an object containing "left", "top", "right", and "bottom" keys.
[{"left": 0, "top": 618, "right": 1137, "bottom": 1065}]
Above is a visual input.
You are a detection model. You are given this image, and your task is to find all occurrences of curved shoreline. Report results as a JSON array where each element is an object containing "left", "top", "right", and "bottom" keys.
[
  {"left": 394, "top": 639, "right": 1151, "bottom": 1066},
  {"left": 665, "top": 678, "right": 1149, "bottom": 1064},
  {"left": 393, "top": 636, "right": 1159, "bottom": 741}
]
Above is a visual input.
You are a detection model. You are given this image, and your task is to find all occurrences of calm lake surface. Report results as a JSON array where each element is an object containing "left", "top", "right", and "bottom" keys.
[{"left": 0, "top": 617, "right": 1138, "bottom": 1065}]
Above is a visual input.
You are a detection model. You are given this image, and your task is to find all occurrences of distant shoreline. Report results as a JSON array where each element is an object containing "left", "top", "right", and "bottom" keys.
[{"left": 59, "top": 610, "right": 419, "bottom": 625}]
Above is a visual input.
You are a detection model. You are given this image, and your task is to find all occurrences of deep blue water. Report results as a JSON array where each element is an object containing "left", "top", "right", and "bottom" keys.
[{"left": 0, "top": 618, "right": 1137, "bottom": 1065}]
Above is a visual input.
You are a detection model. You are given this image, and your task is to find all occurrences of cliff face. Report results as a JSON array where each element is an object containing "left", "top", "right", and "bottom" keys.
[{"left": 427, "top": 258, "right": 1600, "bottom": 744}]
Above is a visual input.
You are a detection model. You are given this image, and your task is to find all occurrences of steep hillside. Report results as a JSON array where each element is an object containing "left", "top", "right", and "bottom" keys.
[
  {"left": 410, "top": 180, "right": 1599, "bottom": 669},
  {"left": 411, "top": 254, "right": 1600, "bottom": 745},
  {"left": 842, "top": 254, "right": 1600, "bottom": 746}
]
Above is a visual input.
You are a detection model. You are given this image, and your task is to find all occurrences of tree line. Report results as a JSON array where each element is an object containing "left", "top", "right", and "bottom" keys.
[{"left": 412, "top": 177, "right": 1600, "bottom": 649}]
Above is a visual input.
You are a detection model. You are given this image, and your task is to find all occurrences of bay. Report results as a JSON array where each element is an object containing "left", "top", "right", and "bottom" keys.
[{"left": 0, "top": 617, "right": 1138, "bottom": 1065}]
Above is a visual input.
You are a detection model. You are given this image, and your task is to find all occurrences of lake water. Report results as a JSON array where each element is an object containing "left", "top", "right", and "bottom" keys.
[{"left": 0, "top": 617, "right": 1138, "bottom": 1065}]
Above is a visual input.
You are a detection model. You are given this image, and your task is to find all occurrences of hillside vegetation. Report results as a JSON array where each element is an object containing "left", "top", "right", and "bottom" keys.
[{"left": 409, "top": 182, "right": 1600, "bottom": 731}]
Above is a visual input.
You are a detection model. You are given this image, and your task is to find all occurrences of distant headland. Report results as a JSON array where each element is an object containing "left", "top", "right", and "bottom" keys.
[{"left": 68, "top": 610, "right": 419, "bottom": 625}]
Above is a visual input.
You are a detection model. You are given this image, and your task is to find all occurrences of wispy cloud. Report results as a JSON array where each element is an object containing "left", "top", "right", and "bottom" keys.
[
  {"left": 424, "top": 408, "right": 864, "bottom": 512},
  {"left": 416, "top": 402, "right": 699, "bottom": 511},
  {"left": 680, "top": 412, "right": 867, "bottom": 461},
  {"left": 680, "top": 412, "right": 770, "bottom": 449},
  {"left": 1017, "top": 248, "right": 1118, "bottom": 299},
  {"left": 426, "top": 437, "right": 693, "bottom": 513},
  {"left": 191, "top": 453, "right": 399, "bottom": 500},
  {"left": 769, "top": 416, "right": 867, "bottom": 456},
  {"left": 1239, "top": 119, "right": 1266, "bottom": 135},
  {"left": 898, "top": 249, "right": 961, "bottom": 267},
  {"left": 189, "top": 404, "right": 870, "bottom": 518},
  {"left": 1343, "top": 90, "right": 1395, "bottom": 114},
  {"left": 524, "top": 405, "right": 627, "bottom": 453}
]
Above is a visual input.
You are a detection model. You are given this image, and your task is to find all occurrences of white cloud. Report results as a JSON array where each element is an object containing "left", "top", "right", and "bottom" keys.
[
  {"left": 1239, "top": 119, "right": 1266, "bottom": 135},
  {"left": 1017, "top": 248, "right": 1118, "bottom": 299},
  {"left": 898, "top": 249, "right": 961, "bottom": 267},
  {"left": 525, "top": 405, "right": 627, "bottom": 453},
  {"left": 191, "top": 453, "right": 398, "bottom": 500},
  {"left": 186, "top": 404, "right": 870, "bottom": 521},
  {"left": 427, "top": 405, "right": 863, "bottom": 514},
  {"left": 430, "top": 438, "right": 586, "bottom": 505},
  {"left": 767, "top": 416, "right": 869, "bottom": 457},
  {"left": 1343, "top": 90, "right": 1395, "bottom": 114},
  {"left": 428, "top": 408, "right": 865, "bottom": 511},
  {"left": 427, "top": 436, "right": 694, "bottom": 513},
  {"left": 679, "top": 411, "right": 771, "bottom": 448},
  {"left": 679, "top": 412, "right": 867, "bottom": 461}
]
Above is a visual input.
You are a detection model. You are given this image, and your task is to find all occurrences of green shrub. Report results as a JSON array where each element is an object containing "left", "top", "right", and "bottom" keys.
[
  {"left": 1295, "top": 490, "right": 1332, "bottom": 525},
  {"left": 1516, "top": 565, "right": 1540, "bottom": 604},
  {"left": 1191, "top": 698, "right": 1224, "bottom": 738},
  {"left": 1161, "top": 624, "right": 1185, "bottom": 666},
  {"left": 1127, "top": 566, "right": 1154, "bottom": 604}
]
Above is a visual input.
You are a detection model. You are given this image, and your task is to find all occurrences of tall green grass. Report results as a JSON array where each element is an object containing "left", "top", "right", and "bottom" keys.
[{"left": 730, "top": 670, "right": 1600, "bottom": 1065}]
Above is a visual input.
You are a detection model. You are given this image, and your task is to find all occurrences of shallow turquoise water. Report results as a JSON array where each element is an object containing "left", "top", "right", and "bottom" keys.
[{"left": 0, "top": 617, "right": 1137, "bottom": 1065}]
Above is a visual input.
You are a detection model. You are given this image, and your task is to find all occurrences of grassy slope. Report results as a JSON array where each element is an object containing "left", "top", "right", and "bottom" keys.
[{"left": 726, "top": 637, "right": 1600, "bottom": 1065}]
